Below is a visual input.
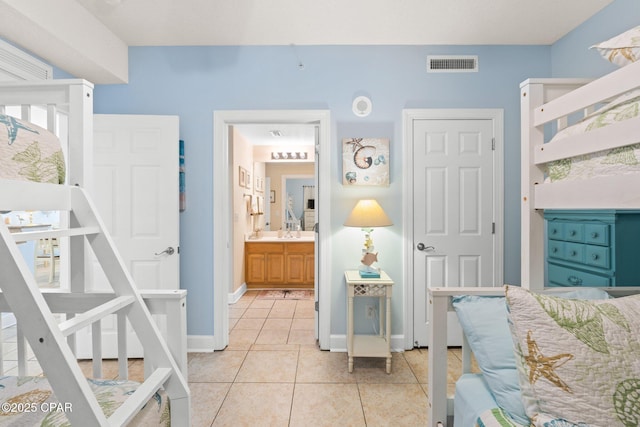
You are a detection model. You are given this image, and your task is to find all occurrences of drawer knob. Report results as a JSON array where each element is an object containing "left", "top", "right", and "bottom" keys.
[
  {"left": 567, "top": 275, "right": 583, "bottom": 286},
  {"left": 570, "top": 251, "right": 577, "bottom": 256},
  {"left": 592, "top": 254, "right": 599, "bottom": 260},
  {"left": 552, "top": 248, "right": 558, "bottom": 253},
  {"left": 551, "top": 229, "right": 558, "bottom": 235},
  {"left": 591, "top": 232, "right": 598, "bottom": 238},
  {"left": 570, "top": 230, "right": 576, "bottom": 236}
]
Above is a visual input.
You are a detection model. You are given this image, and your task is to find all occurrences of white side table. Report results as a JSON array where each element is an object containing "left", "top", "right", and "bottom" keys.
[{"left": 344, "top": 270, "right": 394, "bottom": 374}]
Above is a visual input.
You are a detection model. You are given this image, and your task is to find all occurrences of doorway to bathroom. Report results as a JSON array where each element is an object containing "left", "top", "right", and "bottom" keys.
[{"left": 212, "top": 110, "right": 331, "bottom": 351}]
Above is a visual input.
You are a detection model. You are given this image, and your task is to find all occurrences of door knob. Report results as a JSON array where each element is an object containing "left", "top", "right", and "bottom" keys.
[
  {"left": 155, "top": 246, "right": 175, "bottom": 256},
  {"left": 416, "top": 243, "right": 435, "bottom": 252}
]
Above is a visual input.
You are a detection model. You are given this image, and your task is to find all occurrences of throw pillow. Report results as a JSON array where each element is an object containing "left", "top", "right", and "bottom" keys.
[
  {"left": 591, "top": 25, "right": 640, "bottom": 67},
  {"left": 505, "top": 285, "right": 640, "bottom": 426}
]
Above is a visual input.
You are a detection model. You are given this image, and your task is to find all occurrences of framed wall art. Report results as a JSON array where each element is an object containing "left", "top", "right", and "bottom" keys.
[
  {"left": 239, "top": 166, "right": 247, "bottom": 187},
  {"left": 342, "top": 137, "right": 389, "bottom": 186}
]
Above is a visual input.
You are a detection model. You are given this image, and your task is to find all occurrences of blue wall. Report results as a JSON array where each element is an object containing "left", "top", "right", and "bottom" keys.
[
  {"left": 88, "top": 0, "right": 639, "bottom": 339},
  {"left": 552, "top": 0, "right": 639, "bottom": 77},
  {"left": 93, "top": 44, "right": 549, "bottom": 337}
]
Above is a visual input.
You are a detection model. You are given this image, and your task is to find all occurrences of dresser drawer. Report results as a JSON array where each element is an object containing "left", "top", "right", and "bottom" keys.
[
  {"left": 564, "top": 242, "right": 584, "bottom": 264},
  {"left": 547, "top": 221, "right": 564, "bottom": 241},
  {"left": 548, "top": 241, "right": 564, "bottom": 260},
  {"left": 548, "top": 264, "right": 611, "bottom": 287},
  {"left": 584, "top": 223, "right": 609, "bottom": 246},
  {"left": 584, "top": 245, "right": 610, "bottom": 269},
  {"left": 564, "top": 223, "right": 584, "bottom": 242}
]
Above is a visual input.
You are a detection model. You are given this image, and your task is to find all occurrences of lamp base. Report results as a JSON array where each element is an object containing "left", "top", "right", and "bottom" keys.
[{"left": 358, "top": 264, "right": 381, "bottom": 278}]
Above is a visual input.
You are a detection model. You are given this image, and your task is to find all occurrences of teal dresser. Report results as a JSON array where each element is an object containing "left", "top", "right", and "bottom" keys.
[{"left": 545, "top": 210, "right": 640, "bottom": 287}]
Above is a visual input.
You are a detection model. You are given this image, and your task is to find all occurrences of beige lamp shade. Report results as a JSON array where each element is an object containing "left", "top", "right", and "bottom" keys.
[{"left": 344, "top": 199, "right": 393, "bottom": 228}]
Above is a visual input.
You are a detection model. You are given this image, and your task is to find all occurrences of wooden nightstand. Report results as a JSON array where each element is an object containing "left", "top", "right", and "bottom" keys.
[{"left": 344, "top": 270, "right": 394, "bottom": 373}]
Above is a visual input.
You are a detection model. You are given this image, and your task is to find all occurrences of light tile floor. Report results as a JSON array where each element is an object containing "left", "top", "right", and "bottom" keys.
[
  {"left": 0, "top": 282, "right": 472, "bottom": 426},
  {"left": 187, "top": 289, "right": 471, "bottom": 427}
]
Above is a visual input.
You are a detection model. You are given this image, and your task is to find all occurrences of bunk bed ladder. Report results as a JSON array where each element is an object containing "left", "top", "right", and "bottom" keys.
[{"left": 0, "top": 182, "right": 190, "bottom": 426}]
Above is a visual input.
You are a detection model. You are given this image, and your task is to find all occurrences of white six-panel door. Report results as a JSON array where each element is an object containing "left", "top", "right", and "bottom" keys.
[
  {"left": 76, "top": 114, "right": 180, "bottom": 358},
  {"left": 412, "top": 118, "right": 496, "bottom": 347}
]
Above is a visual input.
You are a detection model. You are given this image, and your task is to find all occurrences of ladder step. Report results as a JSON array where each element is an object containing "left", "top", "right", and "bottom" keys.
[
  {"left": 12, "top": 226, "right": 100, "bottom": 242},
  {"left": 108, "top": 368, "right": 172, "bottom": 426},
  {"left": 59, "top": 296, "right": 135, "bottom": 337}
]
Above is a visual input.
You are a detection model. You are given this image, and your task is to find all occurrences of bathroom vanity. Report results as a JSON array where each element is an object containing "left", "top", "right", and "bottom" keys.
[{"left": 245, "top": 235, "right": 315, "bottom": 288}]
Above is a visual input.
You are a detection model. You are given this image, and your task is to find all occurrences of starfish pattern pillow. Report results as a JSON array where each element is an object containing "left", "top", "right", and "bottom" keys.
[{"left": 504, "top": 285, "right": 640, "bottom": 426}]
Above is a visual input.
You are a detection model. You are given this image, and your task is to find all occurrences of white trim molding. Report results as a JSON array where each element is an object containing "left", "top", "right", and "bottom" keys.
[{"left": 213, "top": 110, "right": 332, "bottom": 351}]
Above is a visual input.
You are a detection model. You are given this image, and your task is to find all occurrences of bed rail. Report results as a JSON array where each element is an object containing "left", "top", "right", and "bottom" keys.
[
  {"left": 0, "top": 290, "right": 188, "bottom": 378},
  {"left": 520, "top": 62, "right": 640, "bottom": 290}
]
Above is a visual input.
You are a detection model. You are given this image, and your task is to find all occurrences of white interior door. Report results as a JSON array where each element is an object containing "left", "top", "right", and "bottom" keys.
[
  {"left": 413, "top": 118, "right": 496, "bottom": 347},
  {"left": 76, "top": 114, "right": 180, "bottom": 358}
]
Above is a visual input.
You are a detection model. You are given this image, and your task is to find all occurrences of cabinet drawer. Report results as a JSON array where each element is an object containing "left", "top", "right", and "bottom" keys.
[
  {"left": 548, "top": 264, "right": 611, "bottom": 287},
  {"left": 548, "top": 241, "right": 564, "bottom": 260},
  {"left": 564, "top": 223, "right": 584, "bottom": 242},
  {"left": 547, "top": 221, "right": 564, "bottom": 241},
  {"left": 584, "top": 223, "right": 609, "bottom": 246},
  {"left": 584, "top": 245, "right": 610, "bottom": 269},
  {"left": 564, "top": 242, "right": 584, "bottom": 264}
]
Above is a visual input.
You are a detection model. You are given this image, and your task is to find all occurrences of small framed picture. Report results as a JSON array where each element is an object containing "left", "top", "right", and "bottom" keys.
[
  {"left": 270, "top": 190, "right": 276, "bottom": 203},
  {"left": 239, "top": 166, "right": 247, "bottom": 187},
  {"left": 245, "top": 172, "right": 251, "bottom": 189}
]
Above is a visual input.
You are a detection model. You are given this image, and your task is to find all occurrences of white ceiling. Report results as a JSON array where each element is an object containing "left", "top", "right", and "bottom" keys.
[
  {"left": 77, "top": 0, "right": 612, "bottom": 46},
  {"left": 0, "top": 0, "right": 615, "bottom": 83}
]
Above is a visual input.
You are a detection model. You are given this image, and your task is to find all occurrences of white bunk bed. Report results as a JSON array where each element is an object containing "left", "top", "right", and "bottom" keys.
[
  {"left": 428, "top": 56, "right": 640, "bottom": 426},
  {"left": 0, "top": 80, "right": 190, "bottom": 426}
]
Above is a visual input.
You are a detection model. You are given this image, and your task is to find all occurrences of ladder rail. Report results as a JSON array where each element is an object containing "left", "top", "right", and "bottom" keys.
[
  {"left": 0, "top": 224, "right": 108, "bottom": 426},
  {"left": 108, "top": 368, "right": 172, "bottom": 427},
  {"left": 12, "top": 226, "right": 100, "bottom": 242},
  {"left": 58, "top": 295, "right": 135, "bottom": 337},
  {"left": 0, "top": 183, "right": 191, "bottom": 425}
]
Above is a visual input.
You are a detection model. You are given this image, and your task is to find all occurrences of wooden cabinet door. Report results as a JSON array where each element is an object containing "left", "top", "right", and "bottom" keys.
[
  {"left": 304, "top": 254, "right": 315, "bottom": 285},
  {"left": 245, "top": 253, "right": 266, "bottom": 284},
  {"left": 286, "top": 253, "right": 306, "bottom": 284},
  {"left": 266, "top": 253, "right": 286, "bottom": 283}
]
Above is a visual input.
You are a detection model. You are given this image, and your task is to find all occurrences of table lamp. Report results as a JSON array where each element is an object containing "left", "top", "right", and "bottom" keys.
[{"left": 344, "top": 199, "right": 393, "bottom": 278}]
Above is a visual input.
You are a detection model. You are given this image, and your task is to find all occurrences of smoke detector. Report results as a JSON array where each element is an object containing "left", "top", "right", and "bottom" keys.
[{"left": 352, "top": 96, "right": 372, "bottom": 117}]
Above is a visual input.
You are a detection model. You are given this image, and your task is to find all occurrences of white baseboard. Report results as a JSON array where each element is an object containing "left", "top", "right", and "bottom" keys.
[
  {"left": 187, "top": 335, "right": 216, "bottom": 353},
  {"left": 228, "top": 283, "right": 247, "bottom": 305},
  {"left": 329, "top": 334, "right": 405, "bottom": 353}
]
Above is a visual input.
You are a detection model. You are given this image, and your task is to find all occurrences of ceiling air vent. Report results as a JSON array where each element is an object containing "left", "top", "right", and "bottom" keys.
[
  {"left": 427, "top": 55, "right": 478, "bottom": 73},
  {"left": 0, "top": 39, "right": 53, "bottom": 81}
]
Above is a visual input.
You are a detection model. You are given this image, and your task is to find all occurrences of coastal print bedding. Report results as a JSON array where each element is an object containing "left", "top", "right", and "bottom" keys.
[
  {"left": 504, "top": 285, "right": 640, "bottom": 427},
  {"left": 476, "top": 408, "right": 528, "bottom": 427},
  {"left": 0, "top": 376, "right": 169, "bottom": 426},
  {"left": 546, "top": 88, "right": 640, "bottom": 182},
  {"left": 0, "top": 114, "right": 65, "bottom": 184}
]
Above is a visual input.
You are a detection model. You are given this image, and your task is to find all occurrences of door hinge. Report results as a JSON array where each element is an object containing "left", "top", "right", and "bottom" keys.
[
  {"left": 492, "top": 222, "right": 495, "bottom": 234},
  {"left": 315, "top": 301, "right": 319, "bottom": 311},
  {"left": 491, "top": 138, "right": 496, "bottom": 151}
]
